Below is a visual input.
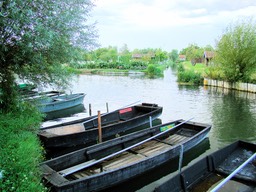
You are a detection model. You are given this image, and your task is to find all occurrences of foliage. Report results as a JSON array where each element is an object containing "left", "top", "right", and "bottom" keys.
[
  {"left": 0, "top": 0, "right": 97, "bottom": 112},
  {"left": 146, "top": 64, "right": 164, "bottom": 78},
  {"left": 180, "top": 44, "right": 204, "bottom": 61},
  {"left": 177, "top": 63, "right": 204, "bottom": 85},
  {"left": 215, "top": 19, "right": 256, "bottom": 82},
  {"left": 169, "top": 49, "right": 179, "bottom": 62},
  {"left": 205, "top": 66, "right": 225, "bottom": 80},
  {"left": 0, "top": 104, "right": 46, "bottom": 191},
  {"left": 182, "top": 61, "right": 206, "bottom": 75}
]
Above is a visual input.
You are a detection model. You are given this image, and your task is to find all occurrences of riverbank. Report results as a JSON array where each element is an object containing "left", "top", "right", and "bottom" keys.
[
  {"left": 178, "top": 62, "right": 256, "bottom": 91},
  {"left": 0, "top": 106, "right": 46, "bottom": 191},
  {"left": 79, "top": 68, "right": 145, "bottom": 75},
  {"left": 204, "top": 78, "right": 256, "bottom": 93}
]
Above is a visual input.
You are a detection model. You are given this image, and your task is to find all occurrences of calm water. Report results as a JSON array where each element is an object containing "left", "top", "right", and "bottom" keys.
[{"left": 54, "top": 68, "right": 256, "bottom": 191}]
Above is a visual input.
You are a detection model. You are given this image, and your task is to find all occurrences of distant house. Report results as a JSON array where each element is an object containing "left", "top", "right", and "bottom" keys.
[
  {"left": 132, "top": 53, "right": 155, "bottom": 60},
  {"left": 204, "top": 51, "right": 215, "bottom": 65},
  {"left": 132, "top": 53, "right": 143, "bottom": 59},
  {"left": 191, "top": 58, "right": 204, "bottom": 66},
  {"left": 178, "top": 55, "right": 186, "bottom": 61}
]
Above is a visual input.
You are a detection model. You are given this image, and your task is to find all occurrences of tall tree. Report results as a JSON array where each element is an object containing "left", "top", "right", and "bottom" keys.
[
  {"left": 169, "top": 49, "right": 179, "bottom": 62},
  {"left": 180, "top": 44, "right": 204, "bottom": 61},
  {"left": 0, "top": 0, "right": 97, "bottom": 112},
  {"left": 215, "top": 19, "right": 256, "bottom": 82}
]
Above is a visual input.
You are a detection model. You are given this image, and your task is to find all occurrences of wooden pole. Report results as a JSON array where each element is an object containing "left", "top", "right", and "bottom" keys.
[
  {"left": 149, "top": 116, "right": 152, "bottom": 128},
  {"left": 106, "top": 102, "right": 109, "bottom": 113},
  {"left": 97, "top": 110, "right": 102, "bottom": 143},
  {"left": 89, "top": 104, "right": 92, "bottom": 116}
]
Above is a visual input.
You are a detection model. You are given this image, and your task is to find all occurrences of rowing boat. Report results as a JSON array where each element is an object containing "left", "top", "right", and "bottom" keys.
[
  {"left": 40, "top": 119, "right": 211, "bottom": 191},
  {"left": 155, "top": 140, "right": 256, "bottom": 192},
  {"left": 38, "top": 103, "right": 163, "bottom": 148}
]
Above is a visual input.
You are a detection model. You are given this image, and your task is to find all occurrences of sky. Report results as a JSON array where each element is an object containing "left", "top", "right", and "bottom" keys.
[{"left": 91, "top": 0, "right": 256, "bottom": 52}]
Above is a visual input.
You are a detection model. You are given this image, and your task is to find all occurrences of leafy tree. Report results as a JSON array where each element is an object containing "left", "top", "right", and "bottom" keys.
[
  {"left": 180, "top": 44, "right": 204, "bottom": 61},
  {"left": 215, "top": 20, "right": 256, "bottom": 82},
  {"left": 119, "top": 44, "right": 130, "bottom": 55},
  {"left": 169, "top": 49, "right": 179, "bottom": 62},
  {"left": 94, "top": 46, "right": 118, "bottom": 62},
  {"left": 155, "top": 48, "right": 168, "bottom": 62},
  {"left": 0, "top": 0, "right": 97, "bottom": 112},
  {"left": 204, "top": 44, "right": 214, "bottom": 51}
]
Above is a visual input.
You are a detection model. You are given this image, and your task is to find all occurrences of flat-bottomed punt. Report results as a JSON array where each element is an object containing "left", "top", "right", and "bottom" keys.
[
  {"left": 40, "top": 119, "right": 211, "bottom": 192},
  {"left": 38, "top": 103, "right": 163, "bottom": 148},
  {"left": 154, "top": 140, "right": 256, "bottom": 192},
  {"left": 28, "top": 93, "right": 85, "bottom": 113}
]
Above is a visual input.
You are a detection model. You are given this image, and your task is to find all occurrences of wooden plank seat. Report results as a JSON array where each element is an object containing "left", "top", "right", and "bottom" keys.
[{"left": 59, "top": 159, "right": 97, "bottom": 176}]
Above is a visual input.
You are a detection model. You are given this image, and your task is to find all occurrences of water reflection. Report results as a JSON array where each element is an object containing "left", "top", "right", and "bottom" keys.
[
  {"left": 42, "top": 69, "right": 256, "bottom": 191},
  {"left": 207, "top": 86, "right": 256, "bottom": 149}
]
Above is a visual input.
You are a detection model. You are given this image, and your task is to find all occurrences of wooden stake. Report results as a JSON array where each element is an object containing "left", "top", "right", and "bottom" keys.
[
  {"left": 97, "top": 110, "right": 102, "bottom": 143},
  {"left": 89, "top": 104, "right": 92, "bottom": 116},
  {"left": 106, "top": 102, "right": 109, "bottom": 113}
]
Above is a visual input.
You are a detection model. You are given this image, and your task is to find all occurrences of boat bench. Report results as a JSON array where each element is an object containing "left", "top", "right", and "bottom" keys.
[{"left": 58, "top": 159, "right": 97, "bottom": 176}]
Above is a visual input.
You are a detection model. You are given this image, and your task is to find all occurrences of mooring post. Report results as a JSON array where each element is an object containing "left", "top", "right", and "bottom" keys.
[
  {"left": 97, "top": 110, "right": 102, "bottom": 143},
  {"left": 178, "top": 144, "right": 184, "bottom": 173},
  {"left": 106, "top": 102, "right": 109, "bottom": 113},
  {"left": 149, "top": 116, "right": 152, "bottom": 128},
  {"left": 89, "top": 104, "right": 92, "bottom": 116}
]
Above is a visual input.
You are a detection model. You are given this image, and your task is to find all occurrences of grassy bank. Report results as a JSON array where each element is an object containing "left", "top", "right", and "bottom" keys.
[
  {"left": 0, "top": 104, "right": 46, "bottom": 192},
  {"left": 68, "top": 63, "right": 166, "bottom": 78},
  {"left": 177, "top": 61, "right": 205, "bottom": 85}
]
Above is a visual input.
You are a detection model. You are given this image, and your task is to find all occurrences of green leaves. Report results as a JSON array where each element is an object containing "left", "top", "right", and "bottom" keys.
[
  {"left": 0, "top": 0, "right": 97, "bottom": 111},
  {"left": 215, "top": 19, "right": 256, "bottom": 82}
]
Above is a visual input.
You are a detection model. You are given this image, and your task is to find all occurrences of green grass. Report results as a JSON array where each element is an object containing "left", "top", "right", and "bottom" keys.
[
  {"left": 0, "top": 103, "right": 46, "bottom": 192},
  {"left": 177, "top": 62, "right": 204, "bottom": 85},
  {"left": 182, "top": 61, "right": 207, "bottom": 75}
]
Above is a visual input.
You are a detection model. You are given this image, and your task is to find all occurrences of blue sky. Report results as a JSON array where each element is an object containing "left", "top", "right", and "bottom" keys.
[{"left": 91, "top": 0, "right": 256, "bottom": 52}]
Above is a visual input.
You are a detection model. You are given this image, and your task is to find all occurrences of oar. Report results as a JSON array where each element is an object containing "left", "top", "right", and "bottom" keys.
[
  {"left": 211, "top": 152, "right": 256, "bottom": 192},
  {"left": 81, "top": 100, "right": 141, "bottom": 124},
  {"left": 59, "top": 117, "right": 194, "bottom": 177}
]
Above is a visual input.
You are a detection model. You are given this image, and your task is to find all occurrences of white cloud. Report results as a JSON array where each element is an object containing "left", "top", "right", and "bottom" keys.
[{"left": 92, "top": 0, "right": 256, "bottom": 51}]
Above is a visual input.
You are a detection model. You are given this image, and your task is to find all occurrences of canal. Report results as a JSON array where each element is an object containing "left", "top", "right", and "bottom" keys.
[{"left": 56, "top": 68, "right": 256, "bottom": 191}]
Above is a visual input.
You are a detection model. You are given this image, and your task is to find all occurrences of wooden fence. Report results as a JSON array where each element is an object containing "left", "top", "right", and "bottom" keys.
[{"left": 204, "top": 78, "right": 256, "bottom": 93}]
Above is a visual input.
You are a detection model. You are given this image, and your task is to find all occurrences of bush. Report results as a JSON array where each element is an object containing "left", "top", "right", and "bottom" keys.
[
  {"left": 146, "top": 64, "right": 163, "bottom": 78},
  {"left": 0, "top": 104, "right": 46, "bottom": 192},
  {"left": 130, "top": 61, "right": 148, "bottom": 70},
  {"left": 205, "top": 66, "right": 224, "bottom": 80},
  {"left": 177, "top": 70, "right": 203, "bottom": 85}
]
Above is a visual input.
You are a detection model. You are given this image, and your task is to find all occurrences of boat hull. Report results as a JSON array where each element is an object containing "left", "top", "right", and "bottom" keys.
[
  {"left": 41, "top": 119, "right": 211, "bottom": 192},
  {"left": 37, "top": 93, "right": 85, "bottom": 113},
  {"left": 155, "top": 140, "right": 256, "bottom": 192},
  {"left": 39, "top": 103, "right": 163, "bottom": 148}
]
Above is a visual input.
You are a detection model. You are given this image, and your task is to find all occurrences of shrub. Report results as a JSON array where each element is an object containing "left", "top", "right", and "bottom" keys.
[
  {"left": 146, "top": 64, "right": 163, "bottom": 78},
  {"left": 177, "top": 70, "right": 203, "bottom": 85}
]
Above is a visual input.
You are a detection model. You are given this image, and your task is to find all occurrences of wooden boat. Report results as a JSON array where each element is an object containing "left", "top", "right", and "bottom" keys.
[
  {"left": 34, "top": 93, "right": 85, "bottom": 113},
  {"left": 154, "top": 140, "right": 256, "bottom": 192},
  {"left": 23, "top": 90, "right": 65, "bottom": 100},
  {"left": 38, "top": 103, "right": 163, "bottom": 148},
  {"left": 40, "top": 119, "right": 211, "bottom": 192}
]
